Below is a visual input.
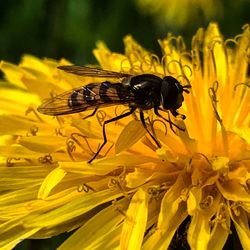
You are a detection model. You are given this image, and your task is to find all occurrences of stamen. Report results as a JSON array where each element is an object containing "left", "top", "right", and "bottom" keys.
[
  {"left": 6, "top": 157, "right": 21, "bottom": 167},
  {"left": 191, "top": 49, "right": 202, "bottom": 71},
  {"left": 199, "top": 195, "right": 214, "bottom": 209},
  {"left": 233, "top": 82, "right": 250, "bottom": 92},
  {"left": 208, "top": 81, "right": 222, "bottom": 123},
  {"left": 66, "top": 133, "right": 96, "bottom": 161},
  {"left": 114, "top": 107, "right": 131, "bottom": 124},
  {"left": 131, "top": 64, "right": 143, "bottom": 73},
  {"left": 208, "top": 39, "right": 223, "bottom": 78},
  {"left": 191, "top": 31, "right": 204, "bottom": 71},
  {"left": 102, "top": 143, "right": 114, "bottom": 158},
  {"left": 177, "top": 69, "right": 192, "bottom": 89},
  {"left": 25, "top": 106, "right": 44, "bottom": 122},
  {"left": 166, "top": 59, "right": 182, "bottom": 75},
  {"left": 26, "top": 125, "right": 39, "bottom": 136},
  {"left": 150, "top": 54, "right": 161, "bottom": 74},
  {"left": 230, "top": 201, "right": 242, "bottom": 216},
  {"left": 66, "top": 139, "right": 76, "bottom": 161},
  {"left": 242, "top": 179, "right": 250, "bottom": 194},
  {"left": 160, "top": 54, "right": 168, "bottom": 75},
  {"left": 112, "top": 201, "right": 129, "bottom": 218},
  {"left": 141, "top": 54, "right": 153, "bottom": 72},
  {"left": 55, "top": 127, "right": 64, "bottom": 137},
  {"left": 147, "top": 186, "right": 161, "bottom": 200},
  {"left": 208, "top": 81, "right": 229, "bottom": 156},
  {"left": 224, "top": 38, "right": 238, "bottom": 49},
  {"left": 179, "top": 51, "right": 192, "bottom": 64},
  {"left": 242, "top": 23, "right": 250, "bottom": 30},
  {"left": 108, "top": 178, "right": 118, "bottom": 190},
  {"left": 38, "top": 154, "right": 53, "bottom": 164},
  {"left": 187, "top": 153, "right": 212, "bottom": 173},
  {"left": 108, "top": 177, "right": 127, "bottom": 195},
  {"left": 77, "top": 183, "right": 94, "bottom": 193},
  {"left": 108, "top": 168, "right": 128, "bottom": 197},
  {"left": 96, "top": 110, "right": 107, "bottom": 126},
  {"left": 120, "top": 58, "right": 132, "bottom": 74},
  {"left": 55, "top": 116, "right": 64, "bottom": 127},
  {"left": 151, "top": 119, "right": 168, "bottom": 136},
  {"left": 162, "top": 35, "right": 186, "bottom": 53},
  {"left": 70, "top": 133, "right": 95, "bottom": 153},
  {"left": 178, "top": 64, "right": 193, "bottom": 79},
  {"left": 147, "top": 185, "right": 167, "bottom": 200},
  {"left": 215, "top": 203, "right": 231, "bottom": 233}
]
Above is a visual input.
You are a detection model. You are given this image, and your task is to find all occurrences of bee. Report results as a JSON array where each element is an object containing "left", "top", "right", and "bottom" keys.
[{"left": 38, "top": 65, "right": 190, "bottom": 163}]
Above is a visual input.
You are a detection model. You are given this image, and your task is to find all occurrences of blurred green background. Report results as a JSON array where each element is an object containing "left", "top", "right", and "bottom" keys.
[
  {"left": 1, "top": 0, "right": 249, "bottom": 65},
  {"left": 1, "top": 0, "right": 249, "bottom": 249}
]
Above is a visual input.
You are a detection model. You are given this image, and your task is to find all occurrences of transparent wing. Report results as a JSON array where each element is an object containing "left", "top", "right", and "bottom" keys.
[
  {"left": 58, "top": 65, "right": 132, "bottom": 78},
  {"left": 37, "top": 83, "right": 134, "bottom": 116}
]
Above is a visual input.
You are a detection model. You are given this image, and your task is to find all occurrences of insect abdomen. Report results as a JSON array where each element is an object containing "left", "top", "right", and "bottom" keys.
[{"left": 68, "top": 81, "right": 129, "bottom": 109}]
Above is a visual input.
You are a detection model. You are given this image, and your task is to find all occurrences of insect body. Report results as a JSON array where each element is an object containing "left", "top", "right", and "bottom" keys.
[{"left": 38, "top": 66, "right": 190, "bottom": 163}]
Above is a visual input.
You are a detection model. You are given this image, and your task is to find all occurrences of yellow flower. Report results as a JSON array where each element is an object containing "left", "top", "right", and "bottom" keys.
[
  {"left": 0, "top": 23, "right": 249, "bottom": 250},
  {"left": 135, "top": 0, "right": 223, "bottom": 28}
]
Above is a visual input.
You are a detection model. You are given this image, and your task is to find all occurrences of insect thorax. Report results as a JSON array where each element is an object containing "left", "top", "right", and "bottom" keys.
[{"left": 126, "top": 74, "right": 162, "bottom": 110}]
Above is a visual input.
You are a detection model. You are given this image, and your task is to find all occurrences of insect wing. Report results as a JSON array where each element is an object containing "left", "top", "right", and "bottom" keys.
[
  {"left": 58, "top": 65, "right": 132, "bottom": 78},
  {"left": 37, "top": 83, "right": 133, "bottom": 116},
  {"left": 37, "top": 88, "right": 86, "bottom": 115}
]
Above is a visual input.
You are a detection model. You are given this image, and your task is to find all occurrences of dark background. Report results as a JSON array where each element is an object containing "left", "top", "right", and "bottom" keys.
[
  {"left": 0, "top": 0, "right": 249, "bottom": 249},
  {"left": 1, "top": 0, "right": 249, "bottom": 65}
]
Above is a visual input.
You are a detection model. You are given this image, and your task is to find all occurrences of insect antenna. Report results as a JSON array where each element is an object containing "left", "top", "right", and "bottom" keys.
[{"left": 182, "top": 84, "right": 191, "bottom": 93}]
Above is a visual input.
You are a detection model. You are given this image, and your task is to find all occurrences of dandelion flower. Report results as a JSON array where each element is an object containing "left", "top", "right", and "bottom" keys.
[
  {"left": 135, "top": 0, "right": 223, "bottom": 28},
  {"left": 0, "top": 23, "right": 249, "bottom": 250}
]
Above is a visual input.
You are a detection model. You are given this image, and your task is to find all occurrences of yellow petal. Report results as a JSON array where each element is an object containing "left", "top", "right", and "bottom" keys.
[
  {"left": 21, "top": 76, "right": 66, "bottom": 99},
  {"left": 20, "top": 54, "right": 53, "bottom": 75},
  {"left": 187, "top": 187, "right": 224, "bottom": 250},
  {"left": 126, "top": 169, "right": 155, "bottom": 188},
  {"left": 19, "top": 135, "right": 66, "bottom": 153},
  {"left": 58, "top": 198, "right": 128, "bottom": 250},
  {"left": 211, "top": 156, "right": 229, "bottom": 171},
  {"left": 59, "top": 161, "right": 119, "bottom": 176},
  {"left": 233, "top": 125, "right": 250, "bottom": 145},
  {"left": 0, "top": 145, "right": 43, "bottom": 159},
  {"left": 187, "top": 213, "right": 212, "bottom": 250},
  {"left": 230, "top": 208, "right": 250, "bottom": 250},
  {"left": 120, "top": 188, "right": 149, "bottom": 250},
  {"left": 38, "top": 167, "right": 67, "bottom": 199},
  {"left": 143, "top": 173, "right": 189, "bottom": 249},
  {"left": 25, "top": 189, "right": 122, "bottom": 228},
  {"left": 207, "top": 216, "right": 230, "bottom": 250},
  {"left": 0, "top": 226, "right": 41, "bottom": 250},
  {"left": 0, "top": 87, "right": 40, "bottom": 114},
  {"left": 93, "top": 41, "right": 129, "bottom": 72},
  {"left": 95, "top": 225, "right": 122, "bottom": 250},
  {"left": 71, "top": 119, "right": 102, "bottom": 139},
  {"left": 91, "top": 154, "right": 159, "bottom": 167},
  {"left": 116, "top": 120, "right": 146, "bottom": 154},
  {"left": 156, "top": 147, "right": 178, "bottom": 162},
  {"left": 217, "top": 179, "right": 250, "bottom": 202},
  {"left": 126, "top": 169, "right": 168, "bottom": 188},
  {"left": 0, "top": 114, "right": 54, "bottom": 135},
  {"left": 0, "top": 61, "right": 27, "bottom": 89}
]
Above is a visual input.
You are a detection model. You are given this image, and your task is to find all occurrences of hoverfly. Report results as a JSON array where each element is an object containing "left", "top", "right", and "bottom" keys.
[{"left": 38, "top": 65, "right": 190, "bottom": 163}]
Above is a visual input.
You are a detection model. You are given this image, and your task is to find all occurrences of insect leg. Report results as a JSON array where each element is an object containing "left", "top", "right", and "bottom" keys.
[
  {"left": 139, "top": 110, "right": 161, "bottom": 148},
  {"left": 88, "top": 107, "right": 136, "bottom": 163},
  {"left": 154, "top": 107, "right": 185, "bottom": 133},
  {"left": 170, "top": 109, "right": 186, "bottom": 120},
  {"left": 82, "top": 108, "right": 98, "bottom": 120}
]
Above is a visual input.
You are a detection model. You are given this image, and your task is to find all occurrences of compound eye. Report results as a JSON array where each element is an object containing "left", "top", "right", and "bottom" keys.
[{"left": 161, "top": 76, "right": 181, "bottom": 109}]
